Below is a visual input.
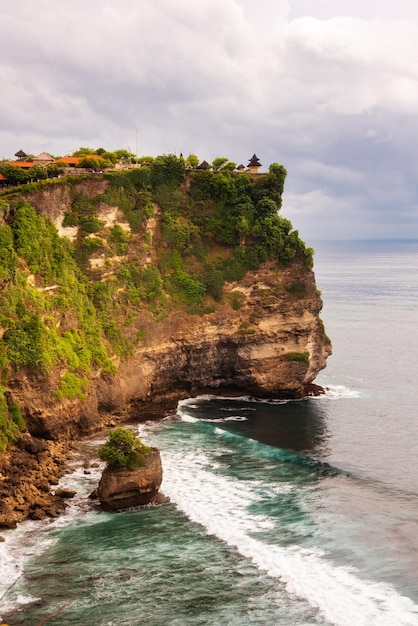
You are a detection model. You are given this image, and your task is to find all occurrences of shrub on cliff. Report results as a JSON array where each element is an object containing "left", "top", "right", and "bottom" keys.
[
  {"left": 99, "top": 428, "right": 151, "bottom": 470},
  {"left": 0, "top": 387, "right": 25, "bottom": 452}
]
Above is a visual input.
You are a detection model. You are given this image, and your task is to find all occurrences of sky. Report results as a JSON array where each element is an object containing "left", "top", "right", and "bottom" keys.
[{"left": 1, "top": 0, "right": 418, "bottom": 240}]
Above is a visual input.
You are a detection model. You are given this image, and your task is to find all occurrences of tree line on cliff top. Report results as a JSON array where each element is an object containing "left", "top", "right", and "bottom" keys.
[{"left": 0, "top": 153, "right": 314, "bottom": 452}]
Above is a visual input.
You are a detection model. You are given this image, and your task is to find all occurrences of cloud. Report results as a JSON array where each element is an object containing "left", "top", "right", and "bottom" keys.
[
  {"left": 288, "top": 0, "right": 418, "bottom": 21},
  {"left": 1, "top": 0, "right": 418, "bottom": 239}
]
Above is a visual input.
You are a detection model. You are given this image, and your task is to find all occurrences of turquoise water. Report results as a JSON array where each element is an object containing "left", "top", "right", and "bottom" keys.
[{"left": 1, "top": 240, "right": 418, "bottom": 625}]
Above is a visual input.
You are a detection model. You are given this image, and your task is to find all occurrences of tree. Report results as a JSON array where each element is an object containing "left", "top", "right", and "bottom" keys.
[
  {"left": 137, "top": 156, "right": 155, "bottom": 165},
  {"left": 78, "top": 157, "right": 107, "bottom": 171},
  {"left": 30, "top": 165, "right": 47, "bottom": 181},
  {"left": 46, "top": 163, "right": 62, "bottom": 177},
  {"left": 72, "top": 147, "right": 97, "bottom": 156},
  {"left": 211, "top": 157, "right": 229, "bottom": 172},
  {"left": 222, "top": 161, "right": 237, "bottom": 173},
  {"left": 269, "top": 162, "right": 287, "bottom": 183},
  {"left": 185, "top": 153, "right": 199, "bottom": 168},
  {"left": 150, "top": 154, "right": 186, "bottom": 189},
  {"left": 1, "top": 164, "right": 30, "bottom": 186},
  {"left": 113, "top": 149, "right": 135, "bottom": 163},
  {"left": 256, "top": 197, "right": 278, "bottom": 219},
  {"left": 98, "top": 427, "right": 151, "bottom": 470}
]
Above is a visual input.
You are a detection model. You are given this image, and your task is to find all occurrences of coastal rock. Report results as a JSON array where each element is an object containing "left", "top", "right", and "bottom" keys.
[
  {"left": 0, "top": 439, "right": 69, "bottom": 528},
  {"left": 54, "top": 487, "right": 77, "bottom": 499},
  {"left": 97, "top": 448, "right": 163, "bottom": 510}
]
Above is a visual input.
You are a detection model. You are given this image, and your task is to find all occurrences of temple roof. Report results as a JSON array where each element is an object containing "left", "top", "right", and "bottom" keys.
[
  {"left": 196, "top": 160, "right": 210, "bottom": 170},
  {"left": 33, "top": 152, "right": 54, "bottom": 162},
  {"left": 248, "top": 153, "right": 262, "bottom": 167}
]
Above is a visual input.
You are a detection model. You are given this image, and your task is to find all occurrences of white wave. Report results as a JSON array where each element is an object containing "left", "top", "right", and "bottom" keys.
[
  {"left": 179, "top": 412, "right": 199, "bottom": 423},
  {"left": 223, "top": 415, "right": 248, "bottom": 422},
  {"left": 178, "top": 394, "right": 289, "bottom": 407},
  {"left": 199, "top": 415, "right": 248, "bottom": 423},
  {"left": 0, "top": 593, "right": 42, "bottom": 621},
  {"left": 317, "top": 384, "right": 362, "bottom": 400},
  {"left": 0, "top": 520, "right": 56, "bottom": 620},
  {"left": 178, "top": 395, "right": 215, "bottom": 408},
  {"left": 161, "top": 449, "right": 418, "bottom": 626}
]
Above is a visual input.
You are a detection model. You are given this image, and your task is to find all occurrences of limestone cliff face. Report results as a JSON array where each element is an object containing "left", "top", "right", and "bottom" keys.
[
  {"left": 5, "top": 177, "right": 331, "bottom": 440},
  {"left": 24, "top": 178, "right": 109, "bottom": 240},
  {"left": 9, "top": 256, "right": 330, "bottom": 440},
  {"left": 115, "top": 259, "right": 329, "bottom": 404}
]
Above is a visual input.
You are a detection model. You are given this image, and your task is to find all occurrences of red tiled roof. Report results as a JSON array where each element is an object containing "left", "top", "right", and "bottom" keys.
[
  {"left": 0, "top": 173, "right": 6, "bottom": 180},
  {"left": 55, "top": 155, "right": 101, "bottom": 165},
  {"left": 8, "top": 161, "right": 36, "bottom": 168},
  {"left": 55, "top": 157, "right": 80, "bottom": 165}
]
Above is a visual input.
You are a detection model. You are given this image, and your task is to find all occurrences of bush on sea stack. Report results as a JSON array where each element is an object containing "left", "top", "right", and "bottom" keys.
[
  {"left": 98, "top": 427, "right": 150, "bottom": 470},
  {"left": 97, "top": 428, "right": 166, "bottom": 510}
]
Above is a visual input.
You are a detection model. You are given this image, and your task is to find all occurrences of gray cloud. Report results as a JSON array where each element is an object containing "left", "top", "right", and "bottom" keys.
[{"left": 1, "top": 0, "right": 418, "bottom": 239}]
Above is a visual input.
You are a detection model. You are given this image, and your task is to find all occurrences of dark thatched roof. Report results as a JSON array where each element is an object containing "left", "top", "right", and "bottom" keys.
[
  {"left": 248, "top": 153, "right": 262, "bottom": 167},
  {"left": 196, "top": 160, "right": 210, "bottom": 170},
  {"left": 14, "top": 149, "right": 27, "bottom": 159}
]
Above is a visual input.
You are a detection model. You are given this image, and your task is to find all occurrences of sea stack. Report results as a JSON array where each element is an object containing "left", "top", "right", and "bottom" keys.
[{"left": 98, "top": 447, "right": 165, "bottom": 509}]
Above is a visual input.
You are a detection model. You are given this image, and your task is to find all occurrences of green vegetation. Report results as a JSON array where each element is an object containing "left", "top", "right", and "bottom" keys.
[
  {"left": 0, "top": 151, "right": 318, "bottom": 453},
  {"left": 0, "top": 162, "right": 63, "bottom": 187},
  {"left": 319, "top": 318, "right": 332, "bottom": 345},
  {"left": 98, "top": 427, "right": 151, "bottom": 470},
  {"left": 285, "top": 351, "right": 310, "bottom": 362},
  {"left": 0, "top": 386, "right": 25, "bottom": 451},
  {"left": 56, "top": 373, "right": 89, "bottom": 401},
  {"left": 0, "top": 200, "right": 115, "bottom": 384}
]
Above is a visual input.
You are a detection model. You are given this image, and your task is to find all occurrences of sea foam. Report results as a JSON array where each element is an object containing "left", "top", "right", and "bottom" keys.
[{"left": 161, "top": 446, "right": 418, "bottom": 626}]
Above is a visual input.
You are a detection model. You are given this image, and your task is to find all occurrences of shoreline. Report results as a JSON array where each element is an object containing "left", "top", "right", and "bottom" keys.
[{"left": 0, "top": 384, "right": 326, "bottom": 530}]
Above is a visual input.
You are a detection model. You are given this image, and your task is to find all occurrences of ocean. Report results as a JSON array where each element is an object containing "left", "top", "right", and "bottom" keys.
[{"left": 1, "top": 239, "right": 418, "bottom": 625}]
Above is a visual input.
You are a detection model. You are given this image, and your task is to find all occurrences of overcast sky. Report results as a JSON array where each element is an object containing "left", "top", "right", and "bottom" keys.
[{"left": 1, "top": 0, "right": 418, "bottom": 240}]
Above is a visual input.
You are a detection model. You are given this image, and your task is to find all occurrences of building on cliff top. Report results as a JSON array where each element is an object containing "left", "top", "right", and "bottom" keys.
[
  {"left": 33, "top": 152, "right": 54, "bottom": 164},
  {"left": 248, "top": 153, "right": 262, "bottom": 173}
]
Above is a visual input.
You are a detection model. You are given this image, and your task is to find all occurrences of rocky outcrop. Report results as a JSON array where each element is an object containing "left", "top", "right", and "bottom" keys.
[
  {"left": 0, "top": 434, "right": 70, "bottom": 528},
  {"left": 116, "top": 260, "right": 330, "bottom": 412},
  {"left": 97, "top": 448, "right": 164, "bottom": 510}
]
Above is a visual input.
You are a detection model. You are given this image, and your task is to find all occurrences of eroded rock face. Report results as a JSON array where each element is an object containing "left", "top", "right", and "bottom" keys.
[
  {"left": 97, "top": 448, "right": 163, "bottom": 510},
  {"left": 5, "top": 179, "right": 332, "bottom": 441},
  {"left": 8, "top": 257, "right": 331, "bottom": 441}
]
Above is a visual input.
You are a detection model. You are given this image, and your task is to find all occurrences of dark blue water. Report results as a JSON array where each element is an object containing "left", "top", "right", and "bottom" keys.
[{"left": 1, "top": 240, "right": 418, "bottom": 625}]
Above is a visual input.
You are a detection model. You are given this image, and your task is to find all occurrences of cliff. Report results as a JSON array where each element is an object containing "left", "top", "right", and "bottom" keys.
[
  {"left": 0, "top": 158, "right": 331, "bottom": 524},
  {"left": 9, "top": 255, "right": 329, "bottom": 441}
]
